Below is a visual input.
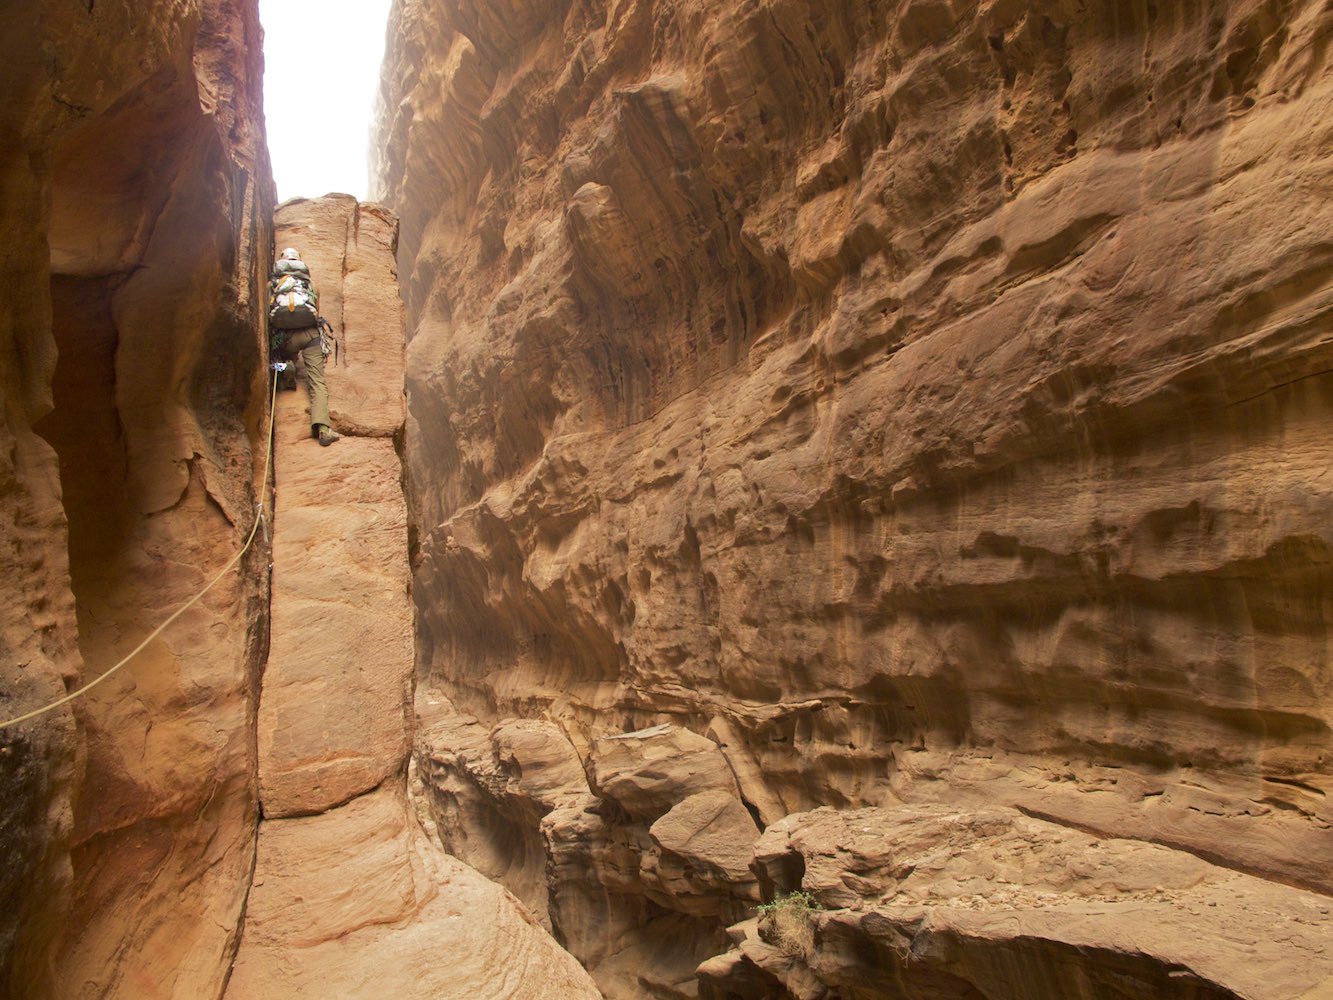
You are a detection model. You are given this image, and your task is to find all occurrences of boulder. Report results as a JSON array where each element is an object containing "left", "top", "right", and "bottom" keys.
[
  {"left": 590, "top": 725, "right": 742, "bottom": 822},
  {"left": 706, "top": 804, "right": 1333, "bottom": 1000}
]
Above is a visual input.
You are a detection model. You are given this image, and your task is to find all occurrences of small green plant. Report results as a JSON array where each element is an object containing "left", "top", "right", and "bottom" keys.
[
  {"left": 756, "top": 890, "right": 820, "bottom": 959},
  {"left": 756, "top": 889, "right": 817, "bottom": 916}
]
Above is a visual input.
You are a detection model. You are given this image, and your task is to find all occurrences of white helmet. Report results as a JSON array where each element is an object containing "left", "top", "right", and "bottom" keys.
[{"left": 280, "top": 247, "right": 301, "bottom": 260}]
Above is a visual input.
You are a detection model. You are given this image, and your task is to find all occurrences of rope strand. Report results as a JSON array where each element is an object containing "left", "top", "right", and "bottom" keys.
[{"left": 0, "top": 369, "right": 281, "bottom": 731}]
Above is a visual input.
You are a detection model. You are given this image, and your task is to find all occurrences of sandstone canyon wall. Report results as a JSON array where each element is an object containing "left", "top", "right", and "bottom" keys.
[
  {"left": 223, "top": 195, "right": 601, "bottom": 1000},
  {"left": 0, "top": 3, "right": 273, "bottom": 999},
  {"left": 375, "top": 0, "right": 1333, "bottom": 996},
  {"left": 1, "top": 9, "right": 607, "bottom": 993}
]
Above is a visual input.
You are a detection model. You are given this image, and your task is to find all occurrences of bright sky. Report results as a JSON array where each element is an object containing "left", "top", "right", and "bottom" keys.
[{"left": 259, "top": 0, "right": 393, "bottom": 202}]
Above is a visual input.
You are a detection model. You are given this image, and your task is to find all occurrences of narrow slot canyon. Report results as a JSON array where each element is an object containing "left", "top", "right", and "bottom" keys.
[{"left": 2, "top": 1, "right": 1332, "bottom": 999}]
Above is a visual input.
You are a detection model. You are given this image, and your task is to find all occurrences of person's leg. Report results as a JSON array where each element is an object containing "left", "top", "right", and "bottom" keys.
[
  {"left": 276, "top": 329, "right": 310, "bottom": 390},
  {"left": 300, "top": 335, "right": 339, "bottom": 444}
]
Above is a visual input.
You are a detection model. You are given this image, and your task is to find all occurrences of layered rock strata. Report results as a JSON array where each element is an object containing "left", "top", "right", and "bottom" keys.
[
  {"left": 226, "top": 197, "right": 600, "bottom": 1000},
  {"left": 699, "top": 806, "right": 1333, "bottom": 999},
  {"left": 417, "top": 714, "right": 761, "bottom": 995},
  {"left": 0, "top": 2, "right": 273, "bottom": 997},
  {"left": 375, "top": 0, "right": 1333, "bottom": 994}
]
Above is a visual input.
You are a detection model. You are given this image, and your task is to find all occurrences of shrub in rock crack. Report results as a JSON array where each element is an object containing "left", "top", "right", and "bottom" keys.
[{"left": 756, "top": 890, "right": 820, "bottom": 960}]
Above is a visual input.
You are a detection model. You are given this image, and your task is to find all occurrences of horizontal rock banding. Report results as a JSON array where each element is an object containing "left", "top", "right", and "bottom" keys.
[{"left": 375, "top": 0, "right": 1333, "bottom": 994}]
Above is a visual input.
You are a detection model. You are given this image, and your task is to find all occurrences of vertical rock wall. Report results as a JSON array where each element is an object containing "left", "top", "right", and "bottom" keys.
[
  {"left": 257, "top": 198, "right": 412, "bottom": 818},
  {"left": 375, "top": 0, "right": 1333, "bottom": 995},
  {"left": 0, "top": 2, "right": 273, "bottom": 997},
  {"left": 225, "top": 196, "right": 600, "bottom": 1000}
]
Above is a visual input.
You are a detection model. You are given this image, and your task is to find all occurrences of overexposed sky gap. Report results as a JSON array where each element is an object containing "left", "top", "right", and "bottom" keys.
[{"left": 259, "top": 0, "right": 393, "bottom": 203}]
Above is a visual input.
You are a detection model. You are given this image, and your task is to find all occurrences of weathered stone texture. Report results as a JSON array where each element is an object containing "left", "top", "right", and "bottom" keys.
[
  {"left": 376, "top": 0, "right": 1333, "bottom": 994},
  {"left": 258, "top": 195, "right": 411, "bottom": 816},
  {"left": 272, "top": 196, "right": 407, "bottom": 437},
  {"left": 231, "top": 195, "right": 599, "bottom": 1000},
  {"left": 701, "top": 805, "right": 1333, "bottom": 1000},
  {"left": 259, "top": 423, "right": 412, "bottom": 815},
  {"left": 0, "top": 2, "right": 272, "bottom": 997},
  {"left": 418, "top": 711, "right": 759, "bottom": 995},
  {"left": 225, "top": 784, "right": 601, "bottom": 1000}
]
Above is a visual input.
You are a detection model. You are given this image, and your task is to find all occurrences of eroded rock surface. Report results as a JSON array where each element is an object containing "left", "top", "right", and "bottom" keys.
[
  {"left": 269, "top": 196, "right": 406, "bottom": 438},
  {"left": 700, "top": 805, "right": 1333, "bottom": 1000},
  {"left": 258, "top": 408, "right": 411, "bottom": 814},
  {"left": 418, "top": 713, "right": 760, "bottom": 995},
  {"left": 226, "top": 784, "right": 598, "bottom": 1000},
  {"left": 376, "top": 0, "right": 1333, "bottom": 994},
  {"left": 257, "top": 199, "right": 410, "bottom": 815},
  {"left": 0, "top": 2, "right": 272, "bottom": 997}
]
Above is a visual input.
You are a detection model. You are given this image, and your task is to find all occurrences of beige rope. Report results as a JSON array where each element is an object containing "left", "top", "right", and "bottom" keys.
[{"left": 0, "top": 370, "right": 280, "bottom": 731}]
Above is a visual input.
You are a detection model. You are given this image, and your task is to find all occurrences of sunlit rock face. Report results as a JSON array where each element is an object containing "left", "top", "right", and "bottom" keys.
[
  {"left": 0, "top": 2, "right": 273, "bottom": 997},
  {"left": 375, "top": 0, "right": 1333, "bottom": 993}
]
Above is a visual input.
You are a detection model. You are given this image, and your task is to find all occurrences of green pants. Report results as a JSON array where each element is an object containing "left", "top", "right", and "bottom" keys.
[{"left": 281, "top": 327, "right": 330, "bottom": 430}]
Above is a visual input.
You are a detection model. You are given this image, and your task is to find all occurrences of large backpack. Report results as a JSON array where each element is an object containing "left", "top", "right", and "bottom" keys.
[{"left": 269, "top": 266, "right": 320, "bottom": 329}]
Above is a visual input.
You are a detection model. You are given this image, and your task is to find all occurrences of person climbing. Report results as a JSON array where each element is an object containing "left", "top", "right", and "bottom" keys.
[{"left": 268, "top": 247, "right": 340, "bottom": 446}]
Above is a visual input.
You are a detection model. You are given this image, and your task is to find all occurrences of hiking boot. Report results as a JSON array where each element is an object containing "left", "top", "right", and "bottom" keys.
[{"left": 318, "top": 427, "right": 342, "bottom": 447}]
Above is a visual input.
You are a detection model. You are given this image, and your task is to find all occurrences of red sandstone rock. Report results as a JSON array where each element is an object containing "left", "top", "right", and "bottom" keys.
[
  {"left": 646, "top": 790, "right": 762, "bottom": 914},
  {"left": 375, "top": 0, "right": 1333, "bottom": 994},
  {"left": 273, "top": 197, "right": 407, "bottom": 437},
  {"left": 259, "top": 416, "right": 412, "bottom": 816},
  {"left": 0, "top": 2, "right": 272, "bottom": 996},
  {"left": 415, "top": 706, "right": 589, "bottom": 927},
  {"left": 415, "top": 710, "right": 759, "bottom": 994},
  {"left": 590, "top": 725, "right": 743, "bottom": 822},
  {"left": 231, "top": 195, "right": 596, "bottom": 999},
  {"left": 703, "top": 805, "right": 1333, "bottom": 1000},
  {"left": 256, "top": 202, "right": 413, "bottom": 821},
  {"left": 226, "top": 784, "right": 599, "bottom": 1000}
]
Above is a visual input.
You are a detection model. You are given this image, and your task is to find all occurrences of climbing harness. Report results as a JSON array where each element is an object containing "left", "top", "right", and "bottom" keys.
[
  {"left": 0, "top": 368, "right": 281, "bottom": 731},
  {"left": 269, "top": 317, "right": 340, "bottom": 370}
]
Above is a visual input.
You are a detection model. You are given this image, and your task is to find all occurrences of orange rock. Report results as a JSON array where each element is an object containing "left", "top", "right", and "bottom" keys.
[
  {"left": 226, "top": 785, "right": 600, "bottom": 1000},
  {"left": 375, "top": 0, "right": 1333, "bottom": 993},
  {"left": 232, "top": 196, "right": 596, "bottom": 999},
  {"left": 705, "top": 804, "right": 1333, "bottom": 999},
  {"left": 590, "top": 726, "right": 742, "bottom": 822},
  {"left": 259, "top": 422, "right": 412, "bottom": 817},
  {"left": 1, "top": 1, "right": 273, "bottom": 995},
  {"left": 273, "top": 196, "right": 407, "bottom": 438}
]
